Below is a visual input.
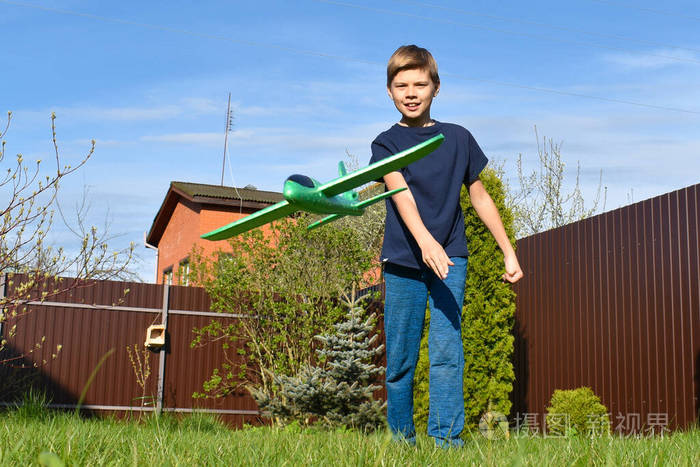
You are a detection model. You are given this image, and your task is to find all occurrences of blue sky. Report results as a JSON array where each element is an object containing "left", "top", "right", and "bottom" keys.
[{"left": 2, "top": 0, "right": 699, "bottom": 281}]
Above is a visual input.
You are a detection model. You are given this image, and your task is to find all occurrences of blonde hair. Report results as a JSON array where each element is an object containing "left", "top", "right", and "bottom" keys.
[{"left": 386, "top": 45, "right": 440, "bottom": 87}]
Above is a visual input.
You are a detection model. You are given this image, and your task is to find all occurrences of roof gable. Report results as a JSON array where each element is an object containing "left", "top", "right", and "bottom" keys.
[{"left": 146, "top": 181, "right": 283, "bottom": 247}]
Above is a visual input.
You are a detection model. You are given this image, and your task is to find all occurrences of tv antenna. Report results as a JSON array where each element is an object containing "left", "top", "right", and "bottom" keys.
[{"left": 220, "top": 92, "right": 234, "bottom": 186}]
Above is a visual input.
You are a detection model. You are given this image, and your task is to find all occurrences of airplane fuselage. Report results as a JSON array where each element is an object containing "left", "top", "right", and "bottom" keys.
[{"left": 283, "top": 175, "right": 363, "bottom": 216}]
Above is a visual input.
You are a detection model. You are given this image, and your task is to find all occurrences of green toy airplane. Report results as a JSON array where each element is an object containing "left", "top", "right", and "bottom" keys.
[{"left": 201, "top": 133, "right": 444, "bottom": 241}]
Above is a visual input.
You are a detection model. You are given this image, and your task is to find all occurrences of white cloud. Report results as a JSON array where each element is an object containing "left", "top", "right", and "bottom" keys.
[
  {"left": 229, "top": 130, "right": 368, "bottom": 151},
  {"left": 602, "top": 49, "right": 699, "bottom": 70},
  {"left": 61, "top": 105, "right": 183, "bottom": 121},
  {"left": 16, "top": 97, "right": 223, "bottom": 124},
  {"left": 139, "top": 132, "right": 223, "bottom": 145},
  {"left": 179, "top": 97, "right": 220, "bottom": 115}
]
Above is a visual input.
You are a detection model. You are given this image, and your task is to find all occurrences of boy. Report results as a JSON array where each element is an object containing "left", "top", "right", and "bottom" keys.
[{"left": 370, "top": 45, "right": 523, "bottom": 447}]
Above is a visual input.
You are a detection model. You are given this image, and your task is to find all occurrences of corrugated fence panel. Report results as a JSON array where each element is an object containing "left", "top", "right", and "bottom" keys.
[
  {"left": 163, "top": 313, "right": 262, "bottom": 427},
  {"left": 165, "top": 283, "right": 262, "bottom": 426},
  {"left": 689, "top": 185, "right": 700, "bottom": 426},
  {"left": 512, "top": 183, "right": 699, "bottom": 432},
  {"left": 169, "top": 284, "right": 211, "bottom": 312},
  {"left": 1, "top": 279, "right": 163, "bottom": 409}
]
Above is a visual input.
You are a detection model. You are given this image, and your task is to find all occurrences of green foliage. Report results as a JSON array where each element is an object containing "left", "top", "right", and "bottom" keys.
[
  {"left": 14, "top": 387, "right": 51, "bottom": 420},
  {"left": 141, "top": 411, "right": 182, "bottom": 432},
  {"left": 460, "top": 168, "right": 517, "bottom": 429},
  {"left": 189, "top": 214, "right": 376, "bottom": 401},
  {"left": 2, "top": 408, "right": 699, "bottom": 465},
  {"left": 413, "top": 167, "right": 517, "bottom": 432},
  {"left": 252, "top": 294, "right": 386, "bottom": 431},
  {"left": 546, "top": 387, "right": 611, "bottom": 437},
  {"left": 178, "top": 411, "right": 227, "bottom": 433}
]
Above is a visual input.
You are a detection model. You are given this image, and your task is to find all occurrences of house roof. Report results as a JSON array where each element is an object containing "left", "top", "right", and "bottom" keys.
[
  {"left": 170, "top": 181, "right": 284, "bottom": 204},
  {"left": 146, "top": 181, "right": 284, "bottom": 248}
]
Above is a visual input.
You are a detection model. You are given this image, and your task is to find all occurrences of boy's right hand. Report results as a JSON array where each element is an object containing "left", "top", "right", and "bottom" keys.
[
  {"left": 419, "top": 236, "right": 454, "bottom": 280},
  {"left": 384, "top": 171, "right": 454, "bottom": 279},
  {"left": 502, "top": 253, "right": 523, "bottom": 283}
]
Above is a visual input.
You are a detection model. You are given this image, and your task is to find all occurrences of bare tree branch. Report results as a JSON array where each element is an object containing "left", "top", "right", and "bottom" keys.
[
  {"left": 508, "top": 126, "right": 607, "bottom": 238},
  {"left": 1, "top": 113, "right": 137, "bottom": 366}
]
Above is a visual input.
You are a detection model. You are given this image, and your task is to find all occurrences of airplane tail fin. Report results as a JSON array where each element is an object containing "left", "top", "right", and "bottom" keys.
[
  {"left": 307, "top": 213, "right": 344, "bottom": 231},
  {"left": 338, "top": 161, "right": 360, "bottom": 201},
  {"left": 306, "top": 187, "right": 406, "bottom": 231},
  {"left": 354, "top": 187, "right": 406, "bottom": 209}
]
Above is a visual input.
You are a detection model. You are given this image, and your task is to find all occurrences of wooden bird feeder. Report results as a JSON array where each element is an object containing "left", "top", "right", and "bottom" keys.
[{"left": 145, "top": 324, "right": 166, "bottom": 349}]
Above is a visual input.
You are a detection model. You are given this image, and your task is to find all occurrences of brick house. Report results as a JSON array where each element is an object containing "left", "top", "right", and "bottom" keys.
[{"left": 146, "top": 181, "right": 284, "bottom": 284}]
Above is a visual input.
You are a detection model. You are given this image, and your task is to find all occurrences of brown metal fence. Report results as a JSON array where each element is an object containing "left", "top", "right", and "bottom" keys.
[
  {"left": 511, "top": 183, "right": 699, "bottom": 433},
  {"left": 0, "top": 276, "right": 261, "bottom": 427}
]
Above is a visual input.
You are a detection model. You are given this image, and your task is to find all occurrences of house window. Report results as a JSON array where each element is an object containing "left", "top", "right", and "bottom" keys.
[
  {"left": 178, "top": 258, "right": 190, "bottom": 286},
  {"left": 163, "top": 268, "right": 173, "bottom": 286}
]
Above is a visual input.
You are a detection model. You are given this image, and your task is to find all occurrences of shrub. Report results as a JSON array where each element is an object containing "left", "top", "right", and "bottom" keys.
[
  {"left": 413, "top": 167, "right": 517, "bottom": 432},
  {"left": 545, "top": 387, "right": 611, "bottom": 436},
  {"left": 252, "top": 294, "right": 386, "bottom": 431}
]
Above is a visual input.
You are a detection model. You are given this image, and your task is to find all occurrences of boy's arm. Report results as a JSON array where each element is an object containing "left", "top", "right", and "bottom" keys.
[
  {"left": 383, "top": 171, "right": 454, "bottom": 280},
  {"left": 468, "top": 179, "right": 524, "bottom": 283}
]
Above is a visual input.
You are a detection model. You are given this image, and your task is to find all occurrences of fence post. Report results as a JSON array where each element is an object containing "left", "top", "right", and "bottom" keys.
[{"left": 156, "top": 283, "right": 170, "bottom": 414}]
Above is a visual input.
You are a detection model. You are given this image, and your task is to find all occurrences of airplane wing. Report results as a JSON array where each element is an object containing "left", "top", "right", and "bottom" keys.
[
  {"left": 201, "top": 200, "right": 296, "bottom": 241},
  {"left": 317, "top": 133, "right": 444, "bottom": 197}
]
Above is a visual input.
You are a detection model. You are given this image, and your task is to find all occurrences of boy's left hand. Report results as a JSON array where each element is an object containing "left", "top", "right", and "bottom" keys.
[{"left": 502, "top": 254, "right": 523, "bottom": 283}]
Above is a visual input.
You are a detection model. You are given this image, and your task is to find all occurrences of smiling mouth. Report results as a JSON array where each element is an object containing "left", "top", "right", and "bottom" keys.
[{"left": 404, "top": 103, "right": 420, "bottom": 111}]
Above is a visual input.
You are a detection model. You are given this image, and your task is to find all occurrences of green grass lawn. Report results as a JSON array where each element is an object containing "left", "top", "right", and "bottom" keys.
[{"left": 1, "top": 407, "right": 698, "bottom": 466}]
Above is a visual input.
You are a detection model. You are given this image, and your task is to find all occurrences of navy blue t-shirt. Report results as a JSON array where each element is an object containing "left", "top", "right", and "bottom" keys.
[{"left": 370, "top": 121, "right": 488, "bottom": 269}]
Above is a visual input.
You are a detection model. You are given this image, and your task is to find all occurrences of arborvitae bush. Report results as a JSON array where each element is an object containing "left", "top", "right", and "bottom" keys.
[
  {"left": 252, "top": 294, "right": 386, "bottom": 431},
  {"left": 413, "top": 167, "right": 517, "bottom": 432},
  {"left": 546, "top": 387, "right": 611, "bottom": 436}
]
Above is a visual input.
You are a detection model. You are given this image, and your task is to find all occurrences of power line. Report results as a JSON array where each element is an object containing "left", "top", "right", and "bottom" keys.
[
  {"left": 315, "top": 0, "right": 700, "bottom": 65},
  {"left": 442, "top": 72, "right": 700, "bottom": 115},
  {"left": 2, "top": 0, "right": 699, "bottom": 115},
  {"left": 0, "top": 0, "right": 379, "bottom": 66},
  {"left": 586, "top": 0, "right": 700, "bottom": 22},
  {"left": 392, "top": 0, "right": 700, "bottom": 55}
]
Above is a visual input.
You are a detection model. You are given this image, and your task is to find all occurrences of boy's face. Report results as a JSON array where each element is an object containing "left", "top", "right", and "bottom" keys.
[{"left": 387, "top": 67, "right": 439, "bottom": 127}]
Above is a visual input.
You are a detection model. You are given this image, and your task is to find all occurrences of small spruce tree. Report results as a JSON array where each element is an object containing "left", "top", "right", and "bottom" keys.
[{"left": 252, "top": 292, "right": 386, "bottom": 431}]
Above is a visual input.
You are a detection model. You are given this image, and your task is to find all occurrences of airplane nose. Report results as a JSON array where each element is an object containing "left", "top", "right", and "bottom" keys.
[{"left": 284, "top": 174, "right": 316, "bottom": 201}]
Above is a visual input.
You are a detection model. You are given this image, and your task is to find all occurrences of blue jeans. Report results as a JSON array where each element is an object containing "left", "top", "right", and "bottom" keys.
[{"left": 383, "top": 257, "right": 467, "bottom": 447}]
